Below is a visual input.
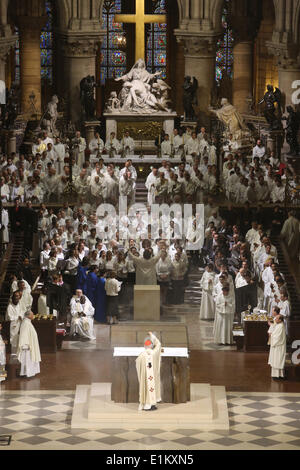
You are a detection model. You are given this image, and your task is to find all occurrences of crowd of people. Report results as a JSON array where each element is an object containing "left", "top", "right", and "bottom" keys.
[
  {"left": 199, "top": 208, "right": 295, "bottom": 349},
  {"left": 0, "top": 123, "right": 298, "bottom": 384}
]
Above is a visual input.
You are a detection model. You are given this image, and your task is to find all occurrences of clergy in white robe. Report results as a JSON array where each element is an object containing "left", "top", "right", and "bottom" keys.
[
  {"left": 173, "top": 130, "right": 185, "bottom": 157},
  {"left": 5, "top": 293, "right": 24, "bottom": 355},
  {"left": 280, "top": 212, "right": 300, "bottom": 258},
  {"left": 0, "top": 324, "right": 7, "bottom": 383},
  {"left": 200, "top": 265, "right": 215, "bottom": 320},
  {"left": 18, "top": 311, "right": 41, "bottom": 378},
  {"left": 1, "top": 208, "right": 9, "bottom": 244},
  {"left": 145, "top": 168, "right": 159, "bottom": 206},
  {"left": 185, "top": 134, "right": 200, "bottom": 157},
  {"left": 268, "top": 315, "right": 286, "bottom": 379},
  {"left": 136, "top": 332, "right": 161, "bottom": 411},
  {"left": 105, "top": 132, "right": 121, "bottom": 156},
  {"left": 89, "top": 133, "right": 104, "bottom": 155},
  {"left": 278, "top": 293, "right": 291, "bottom": 336},
  {"left": 70, "top": 292, "right": 96, "bottom": 340},
  {"left": 161, "top": 136, "right": 172, "bottom": 156},
  {"left": 121, "top": 132, "right": 135, "bottom": 157},
  {"left": 129, "top": 251, "right": 161, "bottom": 285},
  {"left": 213, "top": 286, "right": 235, "bottom": 345},
  {"left": 54, "top": 138, "right": 66, "bottom": 174},
  {"left": 72, "top": 132, "right": 86, "bottom": 167}
]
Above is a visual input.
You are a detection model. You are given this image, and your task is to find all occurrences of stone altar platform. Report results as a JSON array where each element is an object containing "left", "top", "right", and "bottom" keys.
[
  {"left": 71, "top": 383, "right": 229, "bottom": 431},
  {"left": 110, "top": 322, "right": 188, "bottom": 348}
]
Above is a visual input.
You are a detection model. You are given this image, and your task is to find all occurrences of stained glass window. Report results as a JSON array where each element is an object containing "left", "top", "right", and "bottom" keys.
[
  {"left": 100, "top": 0, "right": 127, "bottom": 85},
  {"left": 40, "top": 1, "right": 53, "bottom": 83},
  {"left": 215, "top": 0, "right": 234, "bottom": 85},
  {"left": 146, "top": 0, "right": 167, "bottom": 79}
]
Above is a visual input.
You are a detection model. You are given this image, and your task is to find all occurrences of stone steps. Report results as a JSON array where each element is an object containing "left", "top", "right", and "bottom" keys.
[{"left": 71, "top": 382, "right": 229, "bottom": 431}]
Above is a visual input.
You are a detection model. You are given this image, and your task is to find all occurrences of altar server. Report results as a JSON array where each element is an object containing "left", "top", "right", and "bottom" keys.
[
  {"left": 200, "top": 264, "right": 216, "bottom": 320},
  {"left": 121, "top": 131, "right": 135, "bottom": 157},
  {"left": 268, "top": 315, "right": 286, "bottom": 379},
  {"left": 18, "top": 311, "right": 41, "bottom": 378},
  {"left": 213, "top": 286, "right": 235, "bottom": 345}
]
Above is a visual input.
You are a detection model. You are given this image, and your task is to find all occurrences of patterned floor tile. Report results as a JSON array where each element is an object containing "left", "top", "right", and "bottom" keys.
[{"left": 1, "top": 390, "right": 300, "bottom": 449}]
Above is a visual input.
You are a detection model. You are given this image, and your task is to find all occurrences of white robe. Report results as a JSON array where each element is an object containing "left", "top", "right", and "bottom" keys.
[
  {"left": 280, "top": 216, "right": 300, "bottom": 258},
  {"left": 70, "top": 297, "right": 96, "bottom": 340},
  {"left": 129, "top": 252, "right": 160, "bottom": 285},
  {"left": 268, "top": 322, "right": 286, "bottom": 378},
  {"left": 213, "top": 293, "right": 235, "bottom": 345},
  {"left": 0, "top": 335, "right": 6, "bottom": 382},
  {"left": 5, "top": 302, "right": 23, "bottom": 352},
  {"left": 18, "top": 318, "right": 41, "bottom": 378},
  {"left": 121, "top": 137, "right": 135, "bottom": 157},
  {"left": 200, "top": 271, "right": 215, "bottom": 320},
  {"left": 145, "top": 173, "right": 159, "bottom": 205},
  {"left": 136, "top": 333, "right": 161, "bottom": 411}
]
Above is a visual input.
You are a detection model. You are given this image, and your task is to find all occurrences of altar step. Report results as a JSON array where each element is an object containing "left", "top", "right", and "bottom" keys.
[
  {"left": 71, "top": 383, "right": 229, "bottom": 431},
  {"left": 135, "top": 181, "right": 148, "bottom": 204}
]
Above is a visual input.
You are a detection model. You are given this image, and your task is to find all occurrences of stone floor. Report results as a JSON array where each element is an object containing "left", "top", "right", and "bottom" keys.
[{"left": 1, "top": 390, "right": 300, "bottom": 450}]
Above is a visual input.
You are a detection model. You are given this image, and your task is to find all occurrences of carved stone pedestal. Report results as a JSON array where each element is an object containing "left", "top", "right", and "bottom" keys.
[
  {"left": 261, "top": 129, "right": 285, "bottom": 159},
  {"left": 84, "top": 120, "right": 100, "bottom": 148}
]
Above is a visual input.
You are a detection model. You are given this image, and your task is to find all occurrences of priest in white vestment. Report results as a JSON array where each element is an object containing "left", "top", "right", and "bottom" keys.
[
  {"left": 213, "top": 286, "right": 235, "bottom": 345},
  {"left": 136, "top": 332, "right": 162, "bottom": 411},
  {"left": 89, "top": 132, "right": 104, "bottom": 155},
  {"left": 145, "top": 168, "right": 159, "bottom": 206},
  {"left": 128, "top": 250, "right": 162, "bottom": 285},
  {"left": 72, "top": 131, "right": 86, "bottom": 167},
  {"left": 18, "top": 311, "right": 41, "bottom": 378},
  {"left": 200, "top": 264, "right": 215, "bottom": 320},
  {"left": 70, "top": 291, "right": 96, "bottom": 340},
  {"left": 280, "top": 211, "right": 300, "bottom": 258},
  {"left": 121, "top": 131, "right": 135, "bottom": 157},
  {"left": 54, "top": 137, "right": 66, "bottom": 174},
  {"left": 6, "top": 292, "right": 23, "bottom": 355},
  {"left": 268, "top": 315, "right": 286, "bottom": 379},
  {"left": 0, "top": 323, "right": 7, "bottom": 383}
]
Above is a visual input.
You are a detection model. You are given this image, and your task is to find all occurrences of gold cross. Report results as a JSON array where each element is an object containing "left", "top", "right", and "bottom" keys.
[{"left": 115, "top": 0, "right": 166, "bottom": 61}]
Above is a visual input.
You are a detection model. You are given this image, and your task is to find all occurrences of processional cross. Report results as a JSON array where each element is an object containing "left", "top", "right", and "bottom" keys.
[{"left": 115, "top": 0, "right": 167, "bottom": 61}]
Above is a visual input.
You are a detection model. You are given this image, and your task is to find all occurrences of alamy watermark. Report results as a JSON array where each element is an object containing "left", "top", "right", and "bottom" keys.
[
  {"left": 95, "top": 198, "right": 205, "bottom": 250},
  {"left": 291, "top": 80, "right": 300, "bottom": 105}
]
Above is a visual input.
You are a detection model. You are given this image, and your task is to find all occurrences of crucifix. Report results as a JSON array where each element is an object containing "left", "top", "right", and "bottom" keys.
[{"left": 115, "top": 0, "right": 166, "bottom": 61}]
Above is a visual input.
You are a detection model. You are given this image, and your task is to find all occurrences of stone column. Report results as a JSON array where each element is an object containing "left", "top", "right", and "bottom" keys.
[
  {"left": 0, "top": 37, "right": 16, "bottom": 82},
  {"left": 60, "top": 35, "right": 100, "bottom": 123},
  {"left": 178, "top": 36, "right": 216, "bottom": 114},
  {"left": 233, "top": 41, "right": 253, "bottom": 113},
  {"left": 17, "top": 17, "right": 45, "bottom": 115}
]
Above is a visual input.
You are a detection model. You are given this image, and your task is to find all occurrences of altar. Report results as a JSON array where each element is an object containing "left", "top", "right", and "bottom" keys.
[{"left": 111, "top": 347, "right": 190, "bottom": 404}]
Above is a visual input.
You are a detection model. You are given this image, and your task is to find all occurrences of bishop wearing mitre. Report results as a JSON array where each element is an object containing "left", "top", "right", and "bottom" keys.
[
  {"left": 136, "top": 332, "right": 162, "bottom": 411},
  {"left": 17, "top": 311, "right": 41, "bottom": 378}
]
